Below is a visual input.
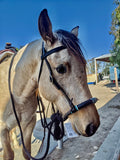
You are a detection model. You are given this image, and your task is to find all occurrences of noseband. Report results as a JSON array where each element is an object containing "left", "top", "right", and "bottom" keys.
[{"left": 38, "top": 42, "right": 97, "bottom": 121}]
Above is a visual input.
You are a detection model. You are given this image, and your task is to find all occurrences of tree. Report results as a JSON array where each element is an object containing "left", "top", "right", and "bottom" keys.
[
  {"left": 101, "top": 62, "right": 111, "bottom": 76},
  {"left": 109, "top": 0, "right": 120, "bottom": 67},
  {"left": 86, "top": 58, "right": 95, "bottom": 74},
  {"left": 86, "top": 58, "right": 101, "bottom": 74}
]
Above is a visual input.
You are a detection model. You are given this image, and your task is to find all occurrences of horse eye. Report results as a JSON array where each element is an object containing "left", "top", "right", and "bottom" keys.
[{"left": 56, "top": 64, "right": 67, "bottom": 74}]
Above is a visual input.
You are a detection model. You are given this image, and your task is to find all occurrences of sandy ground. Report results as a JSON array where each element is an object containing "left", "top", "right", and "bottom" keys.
[
  {"left": 45, "top": 81, "right": 120, "bottom": 160},
  {"left": 89, "top": 80, "right": 119, "bottom": 109},
  {"left": 0, "top": 80, "right": 120, "bottom": 160}
]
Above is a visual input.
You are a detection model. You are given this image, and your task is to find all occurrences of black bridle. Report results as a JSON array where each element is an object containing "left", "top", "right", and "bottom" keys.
[
  {"left": 39, "top": 42, "right": 98, "bottom": 121},
  {"left": 8, "top": 42, "right": 97, "bottom": 160}
]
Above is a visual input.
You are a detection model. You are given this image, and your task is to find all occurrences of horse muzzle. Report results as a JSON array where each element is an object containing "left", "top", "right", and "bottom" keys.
[{"left": 85, "top": 122, "right": 99, "bottom": 137}]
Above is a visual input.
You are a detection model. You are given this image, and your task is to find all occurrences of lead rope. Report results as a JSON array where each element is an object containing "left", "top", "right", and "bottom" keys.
[{"left": 8, "top": 51, "right": 53, "bottom": 160}]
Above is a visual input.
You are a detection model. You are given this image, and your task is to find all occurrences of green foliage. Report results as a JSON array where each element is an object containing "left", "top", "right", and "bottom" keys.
[
  {"left": 87, "top": 58, "right": 95, "bottom": 74},
  {"left": 87, "top": 58, "right": 101, "bottom": 74},
  {"left": 110, "top": 0, "right": 120, "bottom": 67},
  {"left": 101, "top": 62, "right": 111, "bottom": 76}
]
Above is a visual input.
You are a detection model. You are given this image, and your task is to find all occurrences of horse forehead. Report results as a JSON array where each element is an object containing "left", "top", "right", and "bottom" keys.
[
  {"left": 47, "top": 41, "right": 71, "bottom": 64},
  {"left": 49, "top": 48, "right": 70, "bottom": 65}
]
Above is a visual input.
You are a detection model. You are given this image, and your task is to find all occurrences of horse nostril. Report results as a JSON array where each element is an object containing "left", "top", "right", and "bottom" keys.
[{"left": 85, "top": 123, "right": 97, "bottom": 137}]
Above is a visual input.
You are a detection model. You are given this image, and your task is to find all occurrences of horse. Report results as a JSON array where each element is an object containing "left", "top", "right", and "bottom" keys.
[{"left": 0, "top": 9, "right": 100, "bottom": 160}]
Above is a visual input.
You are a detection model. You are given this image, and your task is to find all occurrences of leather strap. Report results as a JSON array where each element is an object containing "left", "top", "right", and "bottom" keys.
[{"left": 41, "top": 46, "right": 66, "bottom": 60}]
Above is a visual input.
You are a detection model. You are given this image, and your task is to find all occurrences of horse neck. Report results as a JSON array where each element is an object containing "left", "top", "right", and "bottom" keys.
[{"left": 13, "top": 40, "right": 42, "bottom": 103}]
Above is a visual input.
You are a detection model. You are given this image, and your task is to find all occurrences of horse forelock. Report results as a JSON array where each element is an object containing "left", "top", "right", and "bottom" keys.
[{"left": 55, "top": 29, "right": 86, "bottom": 65}]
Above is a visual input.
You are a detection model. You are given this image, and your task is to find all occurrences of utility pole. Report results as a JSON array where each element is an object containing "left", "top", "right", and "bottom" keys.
[{"left": 114, "top": 67, "right": 119, "bottom": 93}]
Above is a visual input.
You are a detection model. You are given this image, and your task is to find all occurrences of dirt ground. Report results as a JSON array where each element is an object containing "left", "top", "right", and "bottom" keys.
[
  {"left": 0, "top": 80, "right": 120, "bottom": 160},
  {"left": 89, "top": 80, "right": 119, "bottom": 109}
]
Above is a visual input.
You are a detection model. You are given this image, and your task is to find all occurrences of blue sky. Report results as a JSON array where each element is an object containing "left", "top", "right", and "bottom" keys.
[{"left": 0, "top": 0, "right": 115, "bottom": 60}]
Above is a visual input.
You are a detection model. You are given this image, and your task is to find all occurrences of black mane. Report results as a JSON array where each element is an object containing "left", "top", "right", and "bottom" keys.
[{"left": 55, "top": 29, "right": 86, "bottom": 64}]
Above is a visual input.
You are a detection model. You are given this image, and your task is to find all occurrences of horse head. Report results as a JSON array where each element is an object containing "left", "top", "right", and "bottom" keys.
[{"left": 38, "top": 9, "right": 100, "bottom": 137}]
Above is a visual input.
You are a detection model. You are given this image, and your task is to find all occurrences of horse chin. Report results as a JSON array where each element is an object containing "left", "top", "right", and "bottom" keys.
[
  {"left": 73, "top": 123, "right": 98, "bottom": 137},
  {"left": 71, "top": 123, "right": 81, "bottom": 136},
  {"left": 72, "top": 123, "right": 90, "bottom": 137}
]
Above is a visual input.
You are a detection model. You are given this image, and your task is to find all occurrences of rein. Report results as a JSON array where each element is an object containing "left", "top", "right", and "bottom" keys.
[{"left": 8, "top": 42, "right": 97, "bottom": 160}]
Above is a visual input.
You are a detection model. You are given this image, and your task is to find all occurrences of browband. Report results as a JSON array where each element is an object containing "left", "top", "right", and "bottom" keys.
[{"left": 41, "top": 45, "right": 66, "bottom": 60}]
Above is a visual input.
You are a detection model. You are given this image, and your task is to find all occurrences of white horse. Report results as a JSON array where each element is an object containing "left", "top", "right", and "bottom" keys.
[{"left": 0, "top": 9, "right": 100, "bottom": 160}]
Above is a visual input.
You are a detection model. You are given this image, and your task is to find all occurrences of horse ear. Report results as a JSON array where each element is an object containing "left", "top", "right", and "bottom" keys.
[
  {"left": 71, "top": 26, "right": 79, "bottom": 37},
  {"left": 38, "top": 9, "right": 55, "bottom": 45}
]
